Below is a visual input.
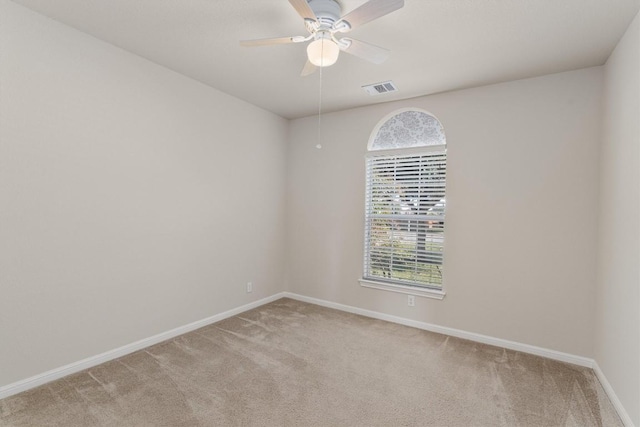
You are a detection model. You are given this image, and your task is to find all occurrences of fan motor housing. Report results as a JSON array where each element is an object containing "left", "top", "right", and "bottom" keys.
[{"left": 308, "top": 0, "right": 342, "bottom": 27}]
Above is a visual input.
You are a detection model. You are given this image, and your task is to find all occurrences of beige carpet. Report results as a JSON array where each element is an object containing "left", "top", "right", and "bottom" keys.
[{"left": 0, "top": 298, "right": 622, "bottom": 426}]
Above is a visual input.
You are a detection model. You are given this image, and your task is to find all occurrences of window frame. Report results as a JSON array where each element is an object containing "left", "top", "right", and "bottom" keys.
[{"left": 360, "top": 111, "right": 447, "bottom": 300}]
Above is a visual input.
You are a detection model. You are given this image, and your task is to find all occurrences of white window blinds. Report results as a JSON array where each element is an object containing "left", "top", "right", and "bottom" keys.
[{"left": 364, "top": 148, "right": 446, "bottom": 289}]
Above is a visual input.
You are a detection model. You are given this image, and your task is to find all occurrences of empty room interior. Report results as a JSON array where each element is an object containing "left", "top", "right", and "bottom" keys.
[{"left": 1, "top": 0, "right": 639, "bottom": 425}]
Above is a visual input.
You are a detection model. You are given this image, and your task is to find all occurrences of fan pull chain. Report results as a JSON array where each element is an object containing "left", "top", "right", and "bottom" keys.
[{"left": 316, "top": 40, "right": 323, "bottom": 149}]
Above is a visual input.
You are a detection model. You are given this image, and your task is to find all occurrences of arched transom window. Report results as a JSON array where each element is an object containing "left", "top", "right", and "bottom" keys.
[
  {"left": 362, "top": 109, "right": 447, "bottom": 296},
  {"left": 369, "top": 109, "right": 446, "bottom": 150}
]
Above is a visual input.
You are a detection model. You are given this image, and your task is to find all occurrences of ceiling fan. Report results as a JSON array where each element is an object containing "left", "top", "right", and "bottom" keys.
[{"left": 240, "top": 0, "right": 404, "bottom": 76}]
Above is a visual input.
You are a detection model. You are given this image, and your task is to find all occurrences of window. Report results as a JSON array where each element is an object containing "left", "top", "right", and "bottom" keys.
[{"left": 362, "top": 109, "right": 447, "bottom": 298}]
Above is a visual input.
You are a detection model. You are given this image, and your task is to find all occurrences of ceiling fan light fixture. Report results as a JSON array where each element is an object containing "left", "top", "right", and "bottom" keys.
[
  {"left": 240, "top": 0, "right": 405, "bottom": 74},
  {"left": 307, "top": 37, "right": 340, "bottom": 67}
]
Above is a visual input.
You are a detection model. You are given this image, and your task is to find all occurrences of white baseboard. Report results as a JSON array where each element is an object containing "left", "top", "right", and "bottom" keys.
[
  {"left": 0, "top": 293, "right": 286, "bottom": 400},
  {"left": 592, "top": 362, "right": 636, "bottom": 427},
  {"left": 283, "top": 292, "right": 639, "bottom": 425},
  {"left": 283, "top": 292, "right": 594, "bottom": 367},
  {"left": 1, "top": 291, "right": 634, "bottom": 427}
]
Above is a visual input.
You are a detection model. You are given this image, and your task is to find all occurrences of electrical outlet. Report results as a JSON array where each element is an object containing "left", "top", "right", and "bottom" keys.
[
  {"left": 247, "top": 282, "right": 253, "bottom": 293},
  {"left": 407, "top": 295, "right": 415, "bottom": 307}
]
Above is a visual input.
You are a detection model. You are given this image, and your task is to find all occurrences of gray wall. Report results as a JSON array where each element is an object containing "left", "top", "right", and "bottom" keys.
[
  {"left": 0, "top": 0, "right": 287, "bottom": 388},
  {"left": 286, "top": 67, "right": 603, "bottom": 358},
  {"left": 596, "top": 11, "right": 640, "bottom": 426}
]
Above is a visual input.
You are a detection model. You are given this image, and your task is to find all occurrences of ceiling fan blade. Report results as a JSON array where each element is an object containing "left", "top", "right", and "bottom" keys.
[
  {"left": 288, "top": 0, "right": 317, "bottom": 21},
  {"left": 340, "top": 38, "right": 390, "bottom": 64},
  {"left": 240, "top": 37, "right": 299, "bottom": 47},
  {"left": 337, "top": 0, "right": 404, "bottom": 31},
  {"left": 301, "top": 60, "right": 317, "bottom": 77}
]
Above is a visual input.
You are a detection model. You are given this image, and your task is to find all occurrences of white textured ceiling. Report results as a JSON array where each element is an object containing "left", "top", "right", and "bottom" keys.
[{"left": 10, "top": 0, "right": 640, "bottom": 119}]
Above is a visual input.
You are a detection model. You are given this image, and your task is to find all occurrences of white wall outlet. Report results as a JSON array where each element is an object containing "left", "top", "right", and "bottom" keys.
[
  {"left": 408, "top": 295, "right": 415, "bottom": 307},
  {"left": 246, "top": 282, "right": 253, "bottom": 293}
]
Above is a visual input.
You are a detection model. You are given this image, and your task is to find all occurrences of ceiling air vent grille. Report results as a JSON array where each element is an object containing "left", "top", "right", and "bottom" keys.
[{"left": 362, "top": 81, "right": 398, "bottom": 96}]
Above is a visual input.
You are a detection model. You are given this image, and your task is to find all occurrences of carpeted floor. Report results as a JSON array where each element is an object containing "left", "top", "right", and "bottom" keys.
[{"left": 0, "top": 298, "right": 622, "bottom": 426}]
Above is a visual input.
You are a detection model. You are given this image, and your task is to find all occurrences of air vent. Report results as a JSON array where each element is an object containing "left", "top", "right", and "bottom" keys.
[{"left": 362, "top": 81, "right": 398, "bottom": 96}]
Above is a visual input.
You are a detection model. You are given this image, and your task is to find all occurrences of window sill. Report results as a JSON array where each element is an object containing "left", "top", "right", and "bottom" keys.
[{"left": 359, "top": 278, "right": 446, "bottom": 300}]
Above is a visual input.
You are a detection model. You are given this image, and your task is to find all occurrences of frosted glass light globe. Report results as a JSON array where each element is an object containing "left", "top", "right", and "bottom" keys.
[{"left": 307, "top": 38, "right": 340, "bottom": 67}]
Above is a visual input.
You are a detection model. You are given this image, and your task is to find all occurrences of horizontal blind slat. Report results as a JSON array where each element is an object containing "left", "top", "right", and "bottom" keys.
[{"left": 365, "top": 148, "right": 447, "bottom": 289}]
